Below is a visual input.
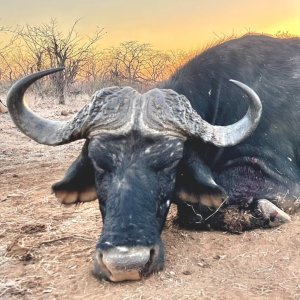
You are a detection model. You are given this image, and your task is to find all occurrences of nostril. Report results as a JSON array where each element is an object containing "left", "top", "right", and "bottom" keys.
[
  {"left": 149, "top": 248, "right": 155, "bottom": 265},
  {"left": 93, "top": 246, "right": 161, "bottom": 282},
  {"left": 141, "top": 248, "right": 156, "bottom": 276},
  {"left": 93, "top": 250, "right": 113, "bottom": 280},
  {"left": 96, "top": 250, "right": 103, "bottom": 263}
]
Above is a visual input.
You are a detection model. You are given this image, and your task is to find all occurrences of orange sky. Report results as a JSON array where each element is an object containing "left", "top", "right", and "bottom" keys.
[{"left": 1, "top": 0, "right": 300, "bottom": 51}]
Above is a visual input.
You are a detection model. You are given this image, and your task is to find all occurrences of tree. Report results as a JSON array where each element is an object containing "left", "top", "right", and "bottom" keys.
[
  {"left": 109, "top": 41, "right": 154, "bottom": 84},
  {"left": 164, "top": 49, "right": 191, "bottom": 75},
  {"left": 0, "top": 25, "right": 17, "bottom": 84},
  {"left": 103, "top": 41, "right": 169, "bottom": 87},
  {"left": 17, "top": 19, "right": 105, "bottom": 104},
  {"left": 78, "top": 41, "right": 191, "bottom": 94},
  {"left": 79, "top": 49, "right": 114, "bottom": 94}
]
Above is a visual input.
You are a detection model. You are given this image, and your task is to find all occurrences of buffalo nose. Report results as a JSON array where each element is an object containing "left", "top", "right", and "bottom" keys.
[{"left": 93, "top": 246, "right": 156, "bottom": 282}]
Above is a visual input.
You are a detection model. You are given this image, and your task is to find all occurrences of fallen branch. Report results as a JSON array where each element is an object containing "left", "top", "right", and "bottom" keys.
[{"left": 35, "top": 235, "right": 94, "bottom": 248}]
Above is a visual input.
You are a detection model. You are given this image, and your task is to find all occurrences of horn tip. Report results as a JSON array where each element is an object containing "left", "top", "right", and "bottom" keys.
[
  {"left": 229, "top": 79, "right": 238, "bottom": 84},
  {"left": 228, "top": 79, "right": 248, "bottom": 90}
]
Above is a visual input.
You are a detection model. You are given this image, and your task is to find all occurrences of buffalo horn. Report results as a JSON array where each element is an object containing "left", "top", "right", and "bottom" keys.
[
  {"left": 184, "top": 80, "right": 262, "bottom": 146},
  {"left": 7, "top": 68, "right": 83, "bottom": 145}
]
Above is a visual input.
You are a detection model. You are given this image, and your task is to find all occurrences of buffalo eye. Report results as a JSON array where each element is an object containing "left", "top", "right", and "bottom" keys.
[
  {"left": 149, "top": 151, "right": 182, "bottom": 172},
  {"left": 91, "top": 154, "right": 115, "bottom": 173}
]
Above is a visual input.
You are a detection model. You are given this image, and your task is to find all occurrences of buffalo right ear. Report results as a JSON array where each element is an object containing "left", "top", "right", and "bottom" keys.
[
  {"left": 52, "top": 141, "right": 97, "bottom": 205},
  {"left": 176, "top": 154, "right": 227, "bottom": 209}
]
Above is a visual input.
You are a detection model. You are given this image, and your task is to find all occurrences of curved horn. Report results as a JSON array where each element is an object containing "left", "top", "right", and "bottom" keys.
[
  {"left": 188, "top": 79, "right": 262, "bottom": 147},
  {"left": 7, "top": 68, "right": 83, "bottom": 145},
  {"left": 143, "top": 80, "right": 262, "bottom": 147},
  {"left": 7, "top": 68, "right": 141, "bottom": 145}
]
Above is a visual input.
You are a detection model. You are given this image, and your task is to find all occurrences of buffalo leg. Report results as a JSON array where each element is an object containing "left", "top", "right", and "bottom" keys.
[
  {"left": 52, "top": 141, "right": 97, "bottom": 205},
  {"left": 175, "top": 198, "right": 291, "bottom": 232},
  {"left": 257, "top": 199, "right": 291, "bottom": 227}
]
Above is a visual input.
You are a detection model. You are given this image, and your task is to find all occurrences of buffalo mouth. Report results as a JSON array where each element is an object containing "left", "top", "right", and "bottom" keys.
[{"left": 92, "top": 244, "right": 163, "bottom": 282}]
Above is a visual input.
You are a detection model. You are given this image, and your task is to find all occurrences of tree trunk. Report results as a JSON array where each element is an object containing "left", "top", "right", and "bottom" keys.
[
  {"left": 58, "top": 84, "right": 65, "bottom": 104},
  {"left": 54, "top": 70, "right": 65, "bottom": 105}
]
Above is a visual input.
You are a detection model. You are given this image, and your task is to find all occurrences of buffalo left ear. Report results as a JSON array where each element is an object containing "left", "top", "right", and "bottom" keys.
[
  {"left": 52, "top": 141, "right": 97, "bottom": 205},
  {"left": 176, "top": 155, "right": 227, "bottom": 209}
]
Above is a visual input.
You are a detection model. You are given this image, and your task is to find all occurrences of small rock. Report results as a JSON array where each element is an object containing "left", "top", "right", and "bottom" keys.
[
  {"left": 0, "top": 100, "right": 7, "bottom": 113},
  {"left": 213, "top": 255, "right": 226, "bottom": 260},
  {"left": 197, "top": 259, "right": 210, "bottom": 268},
  {"left": 20, "top": 252, "right": 34, "bottom": 262},
  {"left": 61, "top": 110, "right": 70, "bottom": 116},
  {"left": 0, "top": 196, "right": 7, "bottom": 202},
  {"left": 182, "top": 270, "right": 192, "bottom": 275}
]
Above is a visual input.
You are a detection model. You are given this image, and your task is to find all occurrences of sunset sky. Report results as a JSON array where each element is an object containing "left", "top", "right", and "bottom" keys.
[{"left": 1, "top": 0, "right": 300, "bottom": 51}]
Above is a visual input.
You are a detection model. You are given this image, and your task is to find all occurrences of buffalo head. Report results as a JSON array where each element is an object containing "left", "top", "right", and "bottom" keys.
[{"left": 7, "top": 68, "right": 261, "bottom": 281}]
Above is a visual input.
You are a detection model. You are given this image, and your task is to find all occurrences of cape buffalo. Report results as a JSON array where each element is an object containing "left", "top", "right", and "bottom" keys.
[{"left": 7, "top": 35, "right": 300, "bottom": 282}]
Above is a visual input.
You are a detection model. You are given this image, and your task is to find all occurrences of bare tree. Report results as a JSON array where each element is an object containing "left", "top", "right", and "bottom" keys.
[
  {"left": 4, "top": 21, "right": 189, "bottom": 99},
  {"left": 79, "top": 49, "right": 114, "bottom": 94},
  {"left": 77, "top": 41, "right": 191, "bottom": 94},
  {"left": 164, "top": 49, "right": 191, "bottom": 75},
  {"left": 16, "top": 19, "right": 105, "bottom": 104},
  {"left": 0, "top": 25, "right": 17, "bottom": 84},
  {"left": 141, "top": 50, "right": 172, "bottom": 84},
  {"left": 109, "top": 41, "right": 153, "bottom": 84},
  {"left": 101, "top": 41, "right": 190, "bottom": 89}
]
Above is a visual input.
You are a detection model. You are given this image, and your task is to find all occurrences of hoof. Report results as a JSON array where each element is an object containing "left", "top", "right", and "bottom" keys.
[{"left": 258, "top": 199, "right": 291, "bottom": 227}]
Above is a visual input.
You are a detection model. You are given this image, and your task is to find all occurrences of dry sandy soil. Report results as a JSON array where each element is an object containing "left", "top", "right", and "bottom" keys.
[{"left": 0, "top": 94, "right": 300, "bottom": 300}]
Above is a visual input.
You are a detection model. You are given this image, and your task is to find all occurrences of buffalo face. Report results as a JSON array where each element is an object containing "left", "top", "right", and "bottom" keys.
[{"left": 89, "top": 134, "right": 184, "bottom": 281}]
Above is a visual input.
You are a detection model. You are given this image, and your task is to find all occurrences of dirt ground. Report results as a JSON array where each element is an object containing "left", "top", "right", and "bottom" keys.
[{"left": 0, "top": 94, "right": 300, "bottom": 300}]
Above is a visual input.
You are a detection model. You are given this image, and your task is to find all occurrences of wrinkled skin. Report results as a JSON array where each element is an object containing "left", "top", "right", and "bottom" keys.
[{"left": 90, "top": 133, "right": 184, "bottom": 242}]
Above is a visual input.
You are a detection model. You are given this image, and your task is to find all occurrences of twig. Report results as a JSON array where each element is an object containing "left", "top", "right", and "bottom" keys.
[
  {"left": 204, "top": 197, "right": 228, "bottom": 221},
  {"left": 36, "top": 235, "right": 94, "bottom": 248},
  {"left": 185, "top": 203, "right": 203, "bottom": 224}
]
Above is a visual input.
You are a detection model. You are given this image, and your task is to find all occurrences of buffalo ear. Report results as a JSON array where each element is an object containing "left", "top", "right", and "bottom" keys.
[
  {"left": 176, "top": 155, "right": 226, "bottom": 208},
  {"left": 52, "top": 141, "right": 97, "bottom": 205}
]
